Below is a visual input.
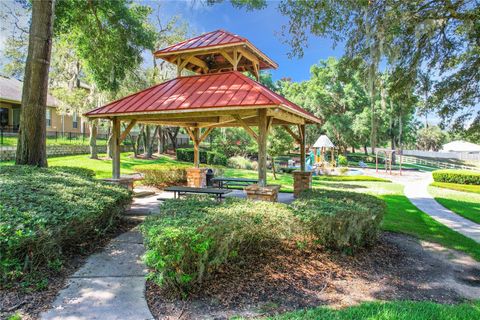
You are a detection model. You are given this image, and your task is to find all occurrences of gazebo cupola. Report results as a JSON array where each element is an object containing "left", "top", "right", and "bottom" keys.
[{"left": 154, "top": 29, "right": 278, "bottom": 80}]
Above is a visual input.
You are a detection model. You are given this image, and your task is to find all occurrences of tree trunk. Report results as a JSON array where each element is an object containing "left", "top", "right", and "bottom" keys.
[
  {"left": 145, "top": 126, "right": 159, "bottom": 158},
  {"left": 15, "top": 0, "right": 55, "bottom": 166},
  {"left": 167, "top": 127, "right": 180, "bottom": 152},
  {"left": 135, "top": 125, "right": 144, "bottom": 156},
  {"left": 157, "top": 126, "right": 163, "bottom": 154},
  {"left": 271, "top": 156, "right": 277, "bottom": 180},
  {"left": 89, "top": 120, "right": 98, "bottom": 159},
  {"left": 364, "top": 145, "right": 368, "bottom": 155}
]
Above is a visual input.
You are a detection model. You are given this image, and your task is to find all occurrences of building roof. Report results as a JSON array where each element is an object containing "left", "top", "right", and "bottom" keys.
[
  {"left": 85, "top": 71, "right": 320, "bottom": 124},
  {"left": 154, "top": 29, "right": 278, "bottom": 70},
  {"left": 313, "top": 135, "right": 335, "bottom": 148},
  {"left": 441, "top": 140, "right": 480, "bottom": 152},
  {"left": 0, "top": 76, "right": 59, "bottom": 107}
]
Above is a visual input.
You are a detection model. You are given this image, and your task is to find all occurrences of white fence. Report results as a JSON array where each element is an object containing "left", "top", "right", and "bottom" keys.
[
  {"left": 401, "top": 149, "right": 480, "bottom": 161},
  {"left": 397, "top": 155, "right": 478, "bottom": 171}
]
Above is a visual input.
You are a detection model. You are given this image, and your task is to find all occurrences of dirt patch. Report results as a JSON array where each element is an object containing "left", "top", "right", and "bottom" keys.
[
  {"left": 146, "top": 232, "right": 480, "bottom": 319},
  {"left": 0, "top": 217, "right": 140, "bottom": 320}
]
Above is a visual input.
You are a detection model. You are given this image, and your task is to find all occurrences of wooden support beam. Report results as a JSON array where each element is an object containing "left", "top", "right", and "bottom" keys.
[
  {"left": 119, "top": 120, "right": 137, "bottom": 143},
  {"left": 198, "top": 127, "right": 213, "bottom": 144},
  {"left": 258, "top": 109, "right": 268, "bottom": 187},
  {"left": 111, "top": 117, "right": 121, "bottom": 179},
  {"left": 193, "top": 127, "right": 200, "bottom": 168},
  {"left": 219, "top": 49, "right": 235, "bottom": 66},
  {"left": 198, "top": 114, "right": 257, "bottom": 128},
  {"left": 299, "top": 124, "right": 306, "bottom": 171},
  {"left": 184, "top": 127, "right": 196, "bottom": 142},
  {"left": 282, "top": 125, "right": 301, "bottom": 143},
  {"left": 266, "top": 116, "right": 274, "bottom": 134},
  {"left": 267, "top": 108, "right": 305, "bottom": 125},
  {"left": 233, "top": 114, "right": 258, "bottom": 141}
]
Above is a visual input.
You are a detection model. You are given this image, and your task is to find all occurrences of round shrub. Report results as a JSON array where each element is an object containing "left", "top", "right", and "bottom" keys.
[
  {"left": 432, "top": 169, "right": 480, "bottom": 185},
  {"left": 227, "top": 155, "right": 258, "bottom": 170},
  {"left": 290, "top": 189, "right": 386, "bottom": 251},
  {"left": 141, "top": 197, "right": 298, "bottom": 291},
  {"left": 338, "top": 154, "right": 348, "bottom": 166}
]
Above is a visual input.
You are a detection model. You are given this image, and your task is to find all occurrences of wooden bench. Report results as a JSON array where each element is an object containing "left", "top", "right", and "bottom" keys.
[
  {"left": 163, "top": 186, "right": 232, "bottom": 201},
  {"left": 211, "top": 177, "right": 258, "bottom": 189}
]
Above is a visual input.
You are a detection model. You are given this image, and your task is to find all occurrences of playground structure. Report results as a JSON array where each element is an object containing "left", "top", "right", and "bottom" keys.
[
  {"left": 375, "top": 148, "right": 403, "bottom": 175},
  {"left": 306, "top": 135, "right": 336, "bottom": 174}
]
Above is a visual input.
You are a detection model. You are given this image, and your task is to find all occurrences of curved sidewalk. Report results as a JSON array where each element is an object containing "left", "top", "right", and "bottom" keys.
[
  {"left": 40, "top": 195, "right": 161, "bottom": 320},
  {"left": 399, "top": 173, "right": 480, "bottom": 243}
]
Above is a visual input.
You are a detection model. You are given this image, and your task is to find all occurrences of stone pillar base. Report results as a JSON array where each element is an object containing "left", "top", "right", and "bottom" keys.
[
  {"left": 293, "top": 171, "right": 313, "bottom": 198},
  {"left": 186, "top": 168, "right": 207, "bottom": 188},
  {"left": 244, "top": 184, "right": 281, "bottom": 202},
  {"left": 103, "top": 177, "right": 135, "bottom": 191}
]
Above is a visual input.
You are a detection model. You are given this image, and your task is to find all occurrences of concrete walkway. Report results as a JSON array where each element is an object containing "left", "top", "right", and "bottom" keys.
[
  {"left": 369, "top": 169, "right": 480, "bottom": 243},
  {"left": 40, "top": 195, "right": 160, "bottom": 320}
]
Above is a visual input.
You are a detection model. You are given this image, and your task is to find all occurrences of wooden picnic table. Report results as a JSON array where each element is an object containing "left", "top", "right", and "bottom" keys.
[
  {"left": 163, "top": 186, "right": 232, "bottom": 201},
  {"left": 211, "top": 177, "right": 258, "bottom": 189}
]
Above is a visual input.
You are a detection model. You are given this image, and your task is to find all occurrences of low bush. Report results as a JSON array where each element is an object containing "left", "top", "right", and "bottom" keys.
[
  {"left": 141, "top": 197, "right": 298, "bottom": 291},
  {"left": 227, "top": 155, "right": 258, "bottom": 170},
  {"left": 432, "top": 169, "right": 480, "bottom": 185},
  {"left": 176, "top": 148, "right": 227, "bottom": 166},
  {"left": 135, "top": 163, "right": 190, "bottom": 187},
  {"left": 0, "top": 166, "right": 132, "bottom": 285},
  {"left": 291, "top": 189, "right": 386, "bottom": 251},
  {"left": 338, "top": 155, "right": 348, "bottom": 166},
  {"left": 134, "top": 164, "right": 224, "bottom": 188},
  {"left": 347, "top": 153, "right": 379, "bottom": 164}
]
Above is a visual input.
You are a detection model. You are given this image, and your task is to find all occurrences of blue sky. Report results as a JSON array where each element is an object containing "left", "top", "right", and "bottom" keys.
[{"left": 145, "top": 0, "right": 343, "bottom": 82}]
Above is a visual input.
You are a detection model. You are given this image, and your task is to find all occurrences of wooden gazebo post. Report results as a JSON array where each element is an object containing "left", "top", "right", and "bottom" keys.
[
  {"left": 258, "top": 109, "right": 268, "bottom": 186},
  {"left": 112, "top": 117, "right": 121, "bottom": 179}
]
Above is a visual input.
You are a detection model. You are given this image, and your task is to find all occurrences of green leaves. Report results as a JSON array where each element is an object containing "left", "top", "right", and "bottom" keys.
[{"left": 0, "top": 165, "right": 132, "bottom": 285}]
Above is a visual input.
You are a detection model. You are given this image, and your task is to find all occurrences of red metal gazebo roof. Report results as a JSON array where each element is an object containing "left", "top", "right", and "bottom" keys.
[{"left": 85, "top": 71, "right": 320, "bottom": 123}]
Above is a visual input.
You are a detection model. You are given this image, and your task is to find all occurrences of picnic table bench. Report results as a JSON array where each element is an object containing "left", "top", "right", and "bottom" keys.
[
  {"left": 163, "top": 186, "right": 232, "bottom": 201},
  {"left": 211, "top": 177, "right": 258, "bottom": 189}
]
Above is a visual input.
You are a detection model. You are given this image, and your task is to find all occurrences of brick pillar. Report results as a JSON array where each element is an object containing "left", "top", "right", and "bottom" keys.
[
  {"left": 186, "top": 167, "right": 207, "bottom": 188},
  {"left": 244, "top": 184, "right": 281, "bottom": 202},
  {"left": 293, "top": 171, "right": 313, "bottom": 198}
]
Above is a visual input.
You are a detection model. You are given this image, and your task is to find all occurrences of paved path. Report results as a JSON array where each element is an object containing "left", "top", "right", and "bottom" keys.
[
  {"left": 41, "top": 195, "right": 160, "bottom": 320},
  {"left": 368, "top": 169, "right": 480, "bottom": 243}
]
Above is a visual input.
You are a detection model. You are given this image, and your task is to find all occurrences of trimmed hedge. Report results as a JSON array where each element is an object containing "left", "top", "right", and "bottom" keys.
[
  {"left": 141, "top": 190, "right": 386, "bottom": 292},
  {"left": 0, "top": 166, "right": 132, "bottom": 285},
  {"left": 176, "top": 148, "right": 227, "bottom": 166},
  {"left": 291, "top": 189, "right": 386, "bottom": 251},
  {"left": 141, "top": 197, "right": 297, "bottom": 291},
  {"left": 432, "top": 169, "right": 480, "bottom": 185}
]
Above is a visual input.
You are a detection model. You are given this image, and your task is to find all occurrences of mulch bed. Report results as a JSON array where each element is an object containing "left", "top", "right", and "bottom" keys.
[
  {"left": 0, "top": 217, "right": 140, "bottom": 320},
  {"left": 146, "top": 232, "right": 479, "bottom": 319}
]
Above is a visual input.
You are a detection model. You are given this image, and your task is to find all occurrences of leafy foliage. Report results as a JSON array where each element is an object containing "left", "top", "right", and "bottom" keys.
[
  {"left": 176, "top": 148, "right": 227, "bottom": 166},
  {"left": 416, "top": 126, "right": 446, "bottom": 151},
  {"left": 0, "top": 166, "right": 132, "bottom": 285},
  {"left": 291, "top": 189, "right": 386, "bottom": 251},
  {"left": 141, "top": 197, "right": 298, "bottom": 291},
  {"left": 227, "top": 155, "right": 258, "bottom": 170},
  {"left": 432, "top": 170, "right": 480, "bottom": 185}
]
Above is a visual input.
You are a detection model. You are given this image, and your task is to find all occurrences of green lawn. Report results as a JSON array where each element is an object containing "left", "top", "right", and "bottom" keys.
[
  {"left": 267, "top": 300, "right": 480, "bottom": 320},
  {"left": 428, "top": 185, "right": 480, "bottom": 225}
]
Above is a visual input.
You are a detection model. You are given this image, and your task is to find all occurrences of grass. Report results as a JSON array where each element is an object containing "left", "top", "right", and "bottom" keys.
[
  {"left": 428, "top": 185, "right": 480, "bottom": 225},
  {"left": 266, "top": 300, "right": 480, "bottom": 319},
  {"left": 0, "top": 135, "right": 108, "bottom": 146},
  {"left": 431, "top": 181, "right": 480, "bottom": 194}
]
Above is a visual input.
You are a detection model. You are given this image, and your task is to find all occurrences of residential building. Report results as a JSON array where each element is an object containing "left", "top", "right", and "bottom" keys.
[{"left": 0, "top": 76, "right": 87, "bottom": 134}]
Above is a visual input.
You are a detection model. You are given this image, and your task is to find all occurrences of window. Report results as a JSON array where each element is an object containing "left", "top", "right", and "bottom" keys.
[
  {"left": 72, "top": 112, "right": 78, "bottom": 129},
  {"left": 46, "top": 108, "right": 51, "bottom": 127},
  {"left": 0, "top": 108, "right": 8, "bottom": 127}
]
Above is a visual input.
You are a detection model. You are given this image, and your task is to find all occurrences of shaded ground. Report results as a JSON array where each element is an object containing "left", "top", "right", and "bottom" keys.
[
  {"left": 0, "top": 217, "right": 140, "bottom": 320},
  {"left": 146, "top": 232, "right": 480, "bottom": 319}
]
